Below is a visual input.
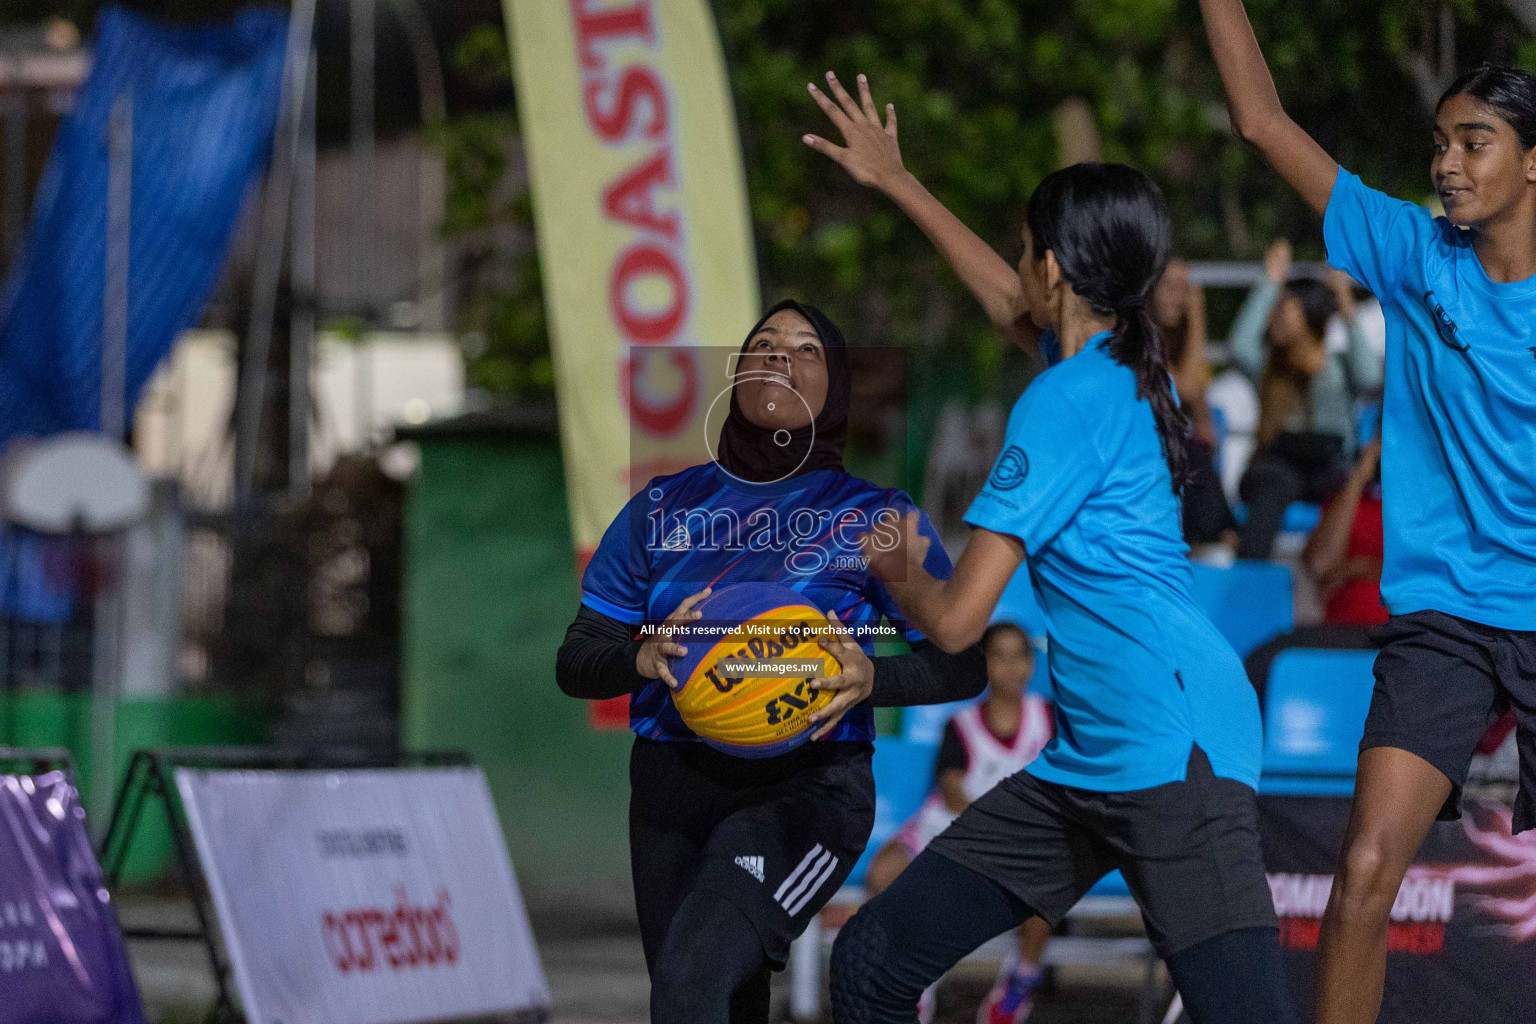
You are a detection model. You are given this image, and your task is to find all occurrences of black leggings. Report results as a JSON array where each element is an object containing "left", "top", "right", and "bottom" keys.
[
  {"left": 831, "top": 850, "right": 1298, "bottom": 1024},
  {"left": 633, "top": 793, "right": 771, "bottom": 1024},
  {"left": 647, "top": 890, "right": 770, "bottom": 1023}
]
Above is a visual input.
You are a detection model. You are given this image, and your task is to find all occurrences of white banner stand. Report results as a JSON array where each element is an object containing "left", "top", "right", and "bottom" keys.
[{"left": 175, "top": 765, "right": 550, "bottom": 1024}]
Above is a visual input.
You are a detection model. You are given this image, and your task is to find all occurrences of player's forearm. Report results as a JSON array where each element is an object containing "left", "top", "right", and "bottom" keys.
[
  {"left": 939, "top": 774, "right": 969, "bottom": 815},
  {"left": 882, "top": 572, "right": 986, "bottom": 656},
  {"left": 870, "top": 639, "right": 987, "bottom": 707},
  {"left": 1199, "top": 0, "right": 1338, "bottom": 213},
  {"left": 1199, "top": 0, "right": 1288, "bottom": 145},
  {"left": 1178, "top": 289, "right": 1210, "bottom": 391},
  {"left": 880, "top": 169, "right": 1034, "bottom": 342},
  {"left": 1302, "top": 484, "right": 1364, "bottom": 580},
  {"left": 556, "top": 605, "right": 650, "bottom": 699}
]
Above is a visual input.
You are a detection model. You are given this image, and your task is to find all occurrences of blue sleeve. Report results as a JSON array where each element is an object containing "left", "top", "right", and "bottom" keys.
[
  {"left": 867, "top": 503, "right": 949, "bottom": 643},
  {"left": 579, "top": 488, "right": 653, "bottom": 624},
  {"left": 1323, "top": 168, "right": 1436, "bottom": 299},
  {"left": 964, "top": 379, "right": 1102, "bottom": 552}
]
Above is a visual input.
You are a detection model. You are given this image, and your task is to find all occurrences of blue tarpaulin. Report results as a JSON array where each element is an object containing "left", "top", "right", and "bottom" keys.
[
  {"left": 0, "top": 4, "right": 287, "bottom": 454},
  {"left": 0, "top": 5, "right": 286, "bottom": 623}
]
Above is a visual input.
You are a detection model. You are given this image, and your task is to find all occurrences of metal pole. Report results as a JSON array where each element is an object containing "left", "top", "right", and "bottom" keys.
[
  {"left": 386, "top": 0, "right": 446, "bottom": 330},
  {"left": 234, "top": 0, "right": 318, "bottom": 507},
  {"left": 351, "top": 0, "right": 376, "bottom": 448},
  {"left": 1439, "top": 3, "right": 1456, "bottom": 84},
  {"left": 289, "top": 46, "right": 316, "bottom": 498},
  {"left": 89, "top": 94, "right": 132, "bottom": 831},
  {"left": 89, "top": 532, "right": 124, "bottom": 838},
  {"left": 103, "top": 92, "right": 131, "bottom": 442}
]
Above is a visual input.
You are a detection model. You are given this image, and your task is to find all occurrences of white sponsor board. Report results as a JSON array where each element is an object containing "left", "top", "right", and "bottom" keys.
[{"left": 175, "top": 766, "right": 550, "bottom": 1024}]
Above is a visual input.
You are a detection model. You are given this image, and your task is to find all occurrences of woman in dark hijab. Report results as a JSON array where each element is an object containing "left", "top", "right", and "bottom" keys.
[
  {"left": 556, "top": 300, "right": 987, "bottom": 1024},
  {"left": 716, "top": 299, "right": 850, "bottom": 482}
]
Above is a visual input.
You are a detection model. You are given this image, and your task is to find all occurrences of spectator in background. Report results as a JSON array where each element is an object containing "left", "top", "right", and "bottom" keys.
[
  {"left": 862, "top": 623, "right": 1054, "bottom": 1024},
  {"left": 1243, "top": 437, "right": 1384, "bottom": 701},
  {"left": 1302, "top": 436, "right": 1386, "bottom": 630},
  {"left": 1151, "top": 259, "right": 1238, "bottom": 547},
  {"left": 1230, "top": 239, "right": 1383, "bottom": 559}
]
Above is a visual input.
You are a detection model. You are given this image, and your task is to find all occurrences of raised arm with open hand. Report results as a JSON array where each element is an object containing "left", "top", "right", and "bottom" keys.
[
  {"left": 803, "top": 71, "right": 1040, "bottom": 357},
  {"left": 1198, "top": 0, "right": 1339, "bottom": 215}
]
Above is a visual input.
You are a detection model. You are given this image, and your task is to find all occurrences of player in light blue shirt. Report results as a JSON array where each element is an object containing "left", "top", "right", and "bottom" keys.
[
  {"left": 806, "top": 73, "right": 1290, "bottom": 1024},
  {"left": 963, "top": 333, "right": 1261, "bottom": 793},
  {"left": 1203, "top": 2, "right": 1536, "bottom": 1020}
]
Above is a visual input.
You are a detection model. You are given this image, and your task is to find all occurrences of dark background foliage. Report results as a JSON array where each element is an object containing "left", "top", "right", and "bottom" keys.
[{"left": 9, "top": 0, "right": 1533, "bottom": 401}]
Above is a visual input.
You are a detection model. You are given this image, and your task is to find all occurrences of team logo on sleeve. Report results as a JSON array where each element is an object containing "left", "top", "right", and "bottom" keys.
[{"left": 988, "top": 446, "right": 1029, "bottom": 491}]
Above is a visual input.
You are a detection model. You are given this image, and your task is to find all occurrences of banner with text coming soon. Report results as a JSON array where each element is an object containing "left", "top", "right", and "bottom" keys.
[
  {"left": 175, "top": 767, "right": 550, "bottom": 1024},
  {"left": 504, "top": 0, "right": 760, "bottom": 563},
  {"left": 1261, "top": 794, "right": 1536, "bottom": 1023}
]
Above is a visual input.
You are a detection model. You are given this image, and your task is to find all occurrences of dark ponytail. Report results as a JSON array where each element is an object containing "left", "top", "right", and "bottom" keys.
[
  {"left": 1438, "top": 64, "right": 1536, "bottom": 149},
  {"left": 1025, "top": 163, "right": 1192, "bottom": 492}
]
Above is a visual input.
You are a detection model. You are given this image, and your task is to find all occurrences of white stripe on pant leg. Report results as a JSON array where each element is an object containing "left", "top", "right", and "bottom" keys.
[
  {"left": 786, "top": 855, "right": 839, "bottom": 917},
  {"left": 775, "top": 844, "right": 824, "bottom": 902},
  {"left": 779, "top": 850, "right": 832, "bottom": 911}
]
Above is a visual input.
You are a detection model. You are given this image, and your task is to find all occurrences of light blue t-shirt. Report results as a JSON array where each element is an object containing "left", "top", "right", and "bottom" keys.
[
  {"left": 1325, "top": 169, "right": 1536, "bottom": 630},
  {"left": 966, "top": 336, "right": 1261, "bottom": 791}
]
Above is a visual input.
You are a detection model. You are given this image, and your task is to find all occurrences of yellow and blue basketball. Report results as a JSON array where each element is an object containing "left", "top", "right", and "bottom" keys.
[{"left": 669, "top": 583, "right": 842, "bottom": 758}]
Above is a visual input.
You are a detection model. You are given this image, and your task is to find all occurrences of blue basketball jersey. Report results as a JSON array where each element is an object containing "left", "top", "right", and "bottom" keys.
[
  {"left": 1325, "top": 169, "right": 1536, "bottom": 628},
  {"left": 581, "top": 463, "right": 951, "bottom": 743},
  {"left": 967, "top": 336, "right": 1262, "bottom": 791}
]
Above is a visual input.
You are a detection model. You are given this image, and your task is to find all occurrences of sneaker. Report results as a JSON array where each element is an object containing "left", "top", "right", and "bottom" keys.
[
  {"left": 978, "top": 963, "right": 1043, "bottom": 1024},
  {"left": 917, "top": 980, "right": 938, "bottom": 1024}
]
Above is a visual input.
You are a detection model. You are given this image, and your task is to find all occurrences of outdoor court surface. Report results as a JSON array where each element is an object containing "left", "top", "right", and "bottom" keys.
[{"left": 120, "top": 887, "right": 1160, "bottom": 1023}]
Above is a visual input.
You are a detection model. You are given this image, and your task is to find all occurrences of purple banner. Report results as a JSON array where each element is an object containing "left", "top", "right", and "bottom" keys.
[
  {"left": 0, "top": 770, "right": 145, "bottom": 1024},
  {"left": 1261, "top": 794, "right": 1536, "bottom": 1023}
]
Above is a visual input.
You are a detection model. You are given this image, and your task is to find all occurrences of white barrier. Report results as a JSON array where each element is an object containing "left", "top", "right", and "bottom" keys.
[{"left": 175, "top": 766, "right": 550, "bottom": 1024}]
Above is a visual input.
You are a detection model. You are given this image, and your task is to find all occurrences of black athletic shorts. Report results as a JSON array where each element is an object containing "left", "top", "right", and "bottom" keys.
[
  {"left": 1361, "top": 609, "right": 1536, "bottom": 832},
  {"left": 928, "top": 745, "right": 1276, "bottom": 958},
  {"left": 629, "top": 737, "right": 875, "bottom": 969}
]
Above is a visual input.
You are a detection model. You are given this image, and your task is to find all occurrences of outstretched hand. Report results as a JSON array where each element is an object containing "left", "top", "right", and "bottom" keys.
[{"left": 803, "top": 72, "right": 906, "bottom": 191}]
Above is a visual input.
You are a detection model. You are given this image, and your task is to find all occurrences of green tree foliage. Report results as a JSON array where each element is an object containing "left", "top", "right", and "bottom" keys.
[
  {"left": 719, "top": 0, "right": 1525, "bottom": 369},
  {"left": 452, "top": 0, "right": 1528, "bottom": 403},
  {"left": 23, "top": 1, "right": 1534, "bottom": 402},
  {"left": 431, "top": 24, "right": 554, "bottom": 401}
]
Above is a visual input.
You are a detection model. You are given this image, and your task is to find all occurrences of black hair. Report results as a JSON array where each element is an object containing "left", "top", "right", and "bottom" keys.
[
  {"left": 1282, "top": 278, "right": 1337, "bottom": 340},
  {"left": 981, "top": 621, "right": 1031, "bottom": 656},
  {"left": 1026, "top": 162, "right": 1191, "bottom": 491},
  {"left": 1437, "top": 64, "right": 1536, "bottom": 149}
]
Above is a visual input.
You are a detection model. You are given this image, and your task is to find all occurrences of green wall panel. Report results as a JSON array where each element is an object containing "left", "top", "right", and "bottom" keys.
[
  {"left": 0, "top": 693, "right": 269, "bottom": 881},
  {"left": 401, "top": 438, "right": 632, "bottom": 892}
]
